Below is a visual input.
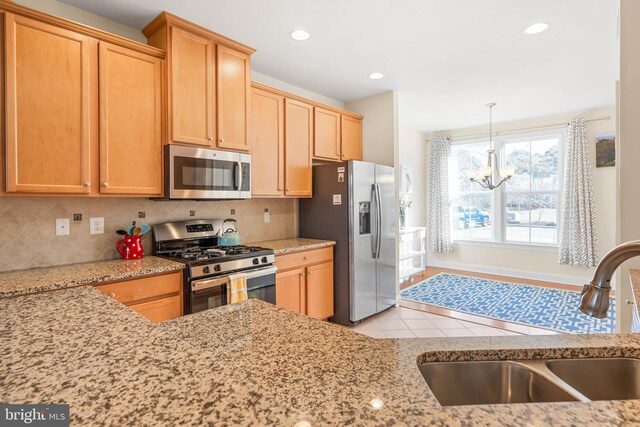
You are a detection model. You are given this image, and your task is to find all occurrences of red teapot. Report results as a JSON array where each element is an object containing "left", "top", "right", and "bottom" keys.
[{"left": 116, "top": 234, "right": 144, "bottom": 260}]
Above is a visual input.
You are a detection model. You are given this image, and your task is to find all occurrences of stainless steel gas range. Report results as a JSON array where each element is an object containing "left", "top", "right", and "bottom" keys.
[{"left": 152, "top": 219, "right": 276, "bottom": 314}]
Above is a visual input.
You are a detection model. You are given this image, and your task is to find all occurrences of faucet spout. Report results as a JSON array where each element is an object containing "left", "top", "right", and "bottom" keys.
[{"left": 579, "top": 240, "right": 640, "bottom": 318}]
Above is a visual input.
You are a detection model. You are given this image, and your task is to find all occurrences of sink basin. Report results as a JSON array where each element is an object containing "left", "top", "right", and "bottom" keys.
[
  {"left": 546, "top": 358, "right": 640, "bottom": 401},
  {"left": 419, "top": 361, "right": 579, "bottom": 406}
]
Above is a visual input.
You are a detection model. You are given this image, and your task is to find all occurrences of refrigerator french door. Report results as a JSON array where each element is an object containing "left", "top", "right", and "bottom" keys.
[{"left": 299, "top": 161, "right": 396, "bottom": 325}]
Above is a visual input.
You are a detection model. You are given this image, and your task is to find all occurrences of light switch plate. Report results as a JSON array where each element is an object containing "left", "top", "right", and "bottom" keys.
[
  {"left": 56, "top": 218, "right": 70, "bottom": 236},
  {"left": 90, "top": 217, "right": 104, "bottom": 235},
  {"left": 264, "top": 212, "right": 270, "bottom": 223}
]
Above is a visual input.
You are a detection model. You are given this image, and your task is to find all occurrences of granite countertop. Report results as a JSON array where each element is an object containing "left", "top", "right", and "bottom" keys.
[
  {"left": 0, "top": 256, "right": 185, "bottom": 298},
  {"left": 248, "top": 237, "right": 336, "bottom": 255},
  {"left": 4, "top": 286, "right": 640, "bottom": 426}
]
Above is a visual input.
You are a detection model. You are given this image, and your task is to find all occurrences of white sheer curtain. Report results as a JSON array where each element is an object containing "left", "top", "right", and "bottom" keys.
[
  {"left": 428, "top": 136, "right": 453, "bottom": 253},
  {"left": 559, "top": 118, "right": 599, "bottom": 267}
]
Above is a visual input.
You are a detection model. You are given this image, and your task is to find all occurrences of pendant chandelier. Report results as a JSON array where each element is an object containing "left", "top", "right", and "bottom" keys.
[{"left": 465, "top": 103, "right": 515, "bottom": 190}]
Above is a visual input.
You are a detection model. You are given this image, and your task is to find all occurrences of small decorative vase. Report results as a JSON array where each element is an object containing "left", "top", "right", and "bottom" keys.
[
  {"left": 116, "top": 235, "right": 144, "bottom": 260},
  {"left": 400, "top": 214, "right": 406, "bottom": 229}
]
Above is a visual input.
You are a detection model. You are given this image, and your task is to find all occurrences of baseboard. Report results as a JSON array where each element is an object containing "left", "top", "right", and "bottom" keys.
[{"left": 426, "top": 260, "right": 588, "bottom": 287}]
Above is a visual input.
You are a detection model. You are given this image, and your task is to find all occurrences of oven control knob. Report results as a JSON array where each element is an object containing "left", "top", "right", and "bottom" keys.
[
  {"left": 261, "top": 257, "right": 268, "bottom": 263},
  {"left": 214, "top": 265, "right": 221, "bottom": 272},
  {"left": 252, "top": 258, "right": 259, "bottom": 265},
  {"left": 203, "top": 266, "right": 211, "bottom": 274}
]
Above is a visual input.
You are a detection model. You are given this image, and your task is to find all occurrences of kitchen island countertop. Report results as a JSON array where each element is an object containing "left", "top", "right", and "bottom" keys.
[
  {"left": 4, "top": 286, "right": 640, "bottom": 426},
  {"left": 0, "top": 256, "right": 184, "bottom": 298},
  {"left": 247, "top": 237, "right": 335, "bottom": 255}
]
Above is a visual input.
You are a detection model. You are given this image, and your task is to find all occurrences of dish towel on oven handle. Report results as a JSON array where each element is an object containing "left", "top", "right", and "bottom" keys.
[{"left": 228, "top": 273, "right": 248, "bottom": 304}]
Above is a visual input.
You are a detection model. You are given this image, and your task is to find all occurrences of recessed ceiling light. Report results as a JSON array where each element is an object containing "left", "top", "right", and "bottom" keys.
[
  {"left": 524, "top": 23, "right": 549, "bottom": 35},
  {"left": 290, "top": 30, "right": 310, "bottom": 41},
  {"left": 368, "top": 72, "right": 384, "bottom": 80}
]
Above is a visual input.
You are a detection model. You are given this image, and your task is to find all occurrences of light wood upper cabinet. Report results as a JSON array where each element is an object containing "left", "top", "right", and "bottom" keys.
[
  {"left": 5, "top": 13, "right": 93, "bottom": 193},
  {"left": 314, "top": 107, "right": 341, "bottom": 161},
  {"left": 284, "top": 99, "right": 313, "bottom": 197},
  {"left": 99, "top": 42, "right": 164, "bottom": 195},
  {"left": 341, "top": 115, "right": 363, "bottom": 161},
  {"left": 170, "top": 27, "right": 215, "bottom": 146},
  {"left": 251, "top": 87, "right": 284, "bottom": 196},
  {"left": 217, "top": 46, "right": 250, "bottom": 152},
  {"left": 143, "top": 13, "right": 254, "bottom": 153}
]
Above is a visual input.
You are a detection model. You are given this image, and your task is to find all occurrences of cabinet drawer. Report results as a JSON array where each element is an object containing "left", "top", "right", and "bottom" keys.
[
  {"left": 130, "top": 295, "right": 182, "bottom": 323},
  {"left": 275, "top": 247, "right": 333, "bottom": 272},
  {"left": 96, "top": 272, "right": 182, "bottom": 304}
]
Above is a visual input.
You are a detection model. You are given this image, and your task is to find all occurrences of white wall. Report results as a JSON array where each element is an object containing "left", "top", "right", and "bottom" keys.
[
  {"left": 425, "top": 107, "right": 617, "bottom": 285},
  {"left": 15, "top": 0, "right": 147, "bottom": 42},
  {"left": 618, "top": 0, "right": 640, "bottom": 333},
  {"left": 251, "top": 71, "right": 344, "bottom": 109},
  {"left": 399, "top": 128, "right": 428, "bottom": 227},
  {"left": 346, "top": 91, "right": 397, "bottom": 167}
]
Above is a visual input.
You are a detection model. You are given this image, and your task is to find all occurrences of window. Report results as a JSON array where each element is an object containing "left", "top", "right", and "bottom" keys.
[{"left": 448, "top": 132, "right": 562, "bottom": 246}]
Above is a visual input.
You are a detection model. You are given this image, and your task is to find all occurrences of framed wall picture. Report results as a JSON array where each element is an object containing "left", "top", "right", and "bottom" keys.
[{"left": 595, "top": 134, "right": 615, "bottom": 167}]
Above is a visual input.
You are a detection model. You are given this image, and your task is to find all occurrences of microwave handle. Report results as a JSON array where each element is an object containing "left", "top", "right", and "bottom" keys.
[{"left": 236, "top": 161, "right": 242, "bottom": 191}]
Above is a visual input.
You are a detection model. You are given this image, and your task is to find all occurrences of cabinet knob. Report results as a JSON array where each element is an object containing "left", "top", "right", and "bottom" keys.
[
  {"left": 219, "top": 138, "right": 224, "bottom": 143},
  {"left": 303, "top": 256, "right": 309, "bottom": 260},
  {"left": 102, "top": 182, "right": 109, "bottom": 187},
  {"left": 278, "top": 188, "right": 283, "bottom": 191},
  {"left": 83, "top": 182, "right": 90, "bottom": 187},
  {"left": 287, "top": 188, "right": 291, "bottom": 192},
  {"left": 207, "top": 137, "right": 214, "bottom": 141},
  {"left": 109, "top": 293, "right": 116, "bottom": 298},
  {"left": 308, "top": 271, "right": 312, "bottom": 275},
  {"left": 300, "top": 272, "right": 305, "bottom": 277}
]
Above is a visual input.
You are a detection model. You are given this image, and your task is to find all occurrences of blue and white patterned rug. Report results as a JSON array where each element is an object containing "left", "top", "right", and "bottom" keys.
[{"left": 400, "top": 273, "right": 615, "bottom": 334}]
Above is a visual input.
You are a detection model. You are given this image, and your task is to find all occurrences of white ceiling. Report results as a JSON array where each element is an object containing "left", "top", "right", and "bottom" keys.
[{"left": 60, "top": 0, "right": 619, "bottom": 132}]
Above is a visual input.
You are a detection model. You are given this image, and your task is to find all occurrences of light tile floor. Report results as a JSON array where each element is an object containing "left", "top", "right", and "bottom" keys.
[{"left": 351, "top": 306, "right": 525, "bottom": 338}]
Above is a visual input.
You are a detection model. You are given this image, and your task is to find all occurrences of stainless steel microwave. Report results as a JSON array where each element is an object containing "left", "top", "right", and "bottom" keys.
[{"left": 164, "top": 144, "right": 251, "bottom": 200}]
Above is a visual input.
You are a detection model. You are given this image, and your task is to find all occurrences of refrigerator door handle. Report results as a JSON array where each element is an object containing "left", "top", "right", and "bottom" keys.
[
  {"left": 371, "top": 184, "right": 378, "bottom": 258},
  {"left": 375, "top": 183, "right": 382, "bottom": 259}
]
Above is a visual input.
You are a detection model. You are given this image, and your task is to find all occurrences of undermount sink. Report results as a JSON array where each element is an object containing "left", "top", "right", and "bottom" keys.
[
  {"left": 419, "top": 358, "right": 640, "bottom": 407},
  {"left": 418, "top": 361, "right": 580, "bottom": 406},
  {"left": 546, "top": 358, "right": 640, "bottom": 401}
]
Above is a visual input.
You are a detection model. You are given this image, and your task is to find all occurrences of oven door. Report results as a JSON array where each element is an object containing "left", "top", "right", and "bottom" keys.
[
  {"left": 245, "top": 266, "right": 277, "bottom": 305},
  {"left": 191, "top": 276, "right": 228, "bottom": 313},
  {"left": 167, "top": 144, "right": 251, "bottom": 199}
]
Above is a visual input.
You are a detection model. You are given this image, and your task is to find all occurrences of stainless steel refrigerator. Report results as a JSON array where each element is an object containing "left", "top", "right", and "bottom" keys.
[{"left": 299, "top": 161, "right": 396, "bottom": 325}]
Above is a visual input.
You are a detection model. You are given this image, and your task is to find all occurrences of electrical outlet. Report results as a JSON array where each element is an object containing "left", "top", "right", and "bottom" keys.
[
  {"left": 264, "top": 212, "right": 270, "bottom": 223},
  {"left": 189, "top": 210, "right": 196, "bottom": 217},
  {"left": 230, "top": 209, "right": 236, "bottom": 215},
  {"left": 89, "top": 217, "right": 104, "bottom": 235},
  {"left": 138, "top": 211, "right": 146, "bottom": 219},
  {"left": 55, "top": 218, "right": 70, "bottom": 236},
  {"left": 73, "top": 214, "right": 82, "bottom": 221}
]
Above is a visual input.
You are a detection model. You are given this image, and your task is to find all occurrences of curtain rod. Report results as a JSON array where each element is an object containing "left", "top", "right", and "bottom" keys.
[{"left": 436, "top": 115, "right": 612, "bottom": 141}]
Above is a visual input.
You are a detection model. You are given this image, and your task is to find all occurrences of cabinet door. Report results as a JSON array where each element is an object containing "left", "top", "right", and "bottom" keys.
[
  {"left": 341, "top": 115, "right": 363, "bottom": 161},
  {"left": 130, "top": 295, "right": 182, "bottom": 323},
  {"left": 313, "top": 107, "right": 341, "bottom": 161},
  {"left": 170, "top": 27, "right": 214, "bottom": 146},
  {"left": 5, "top": 13, "right": 93, "bottom": 193},
  {"left": 305, "top": 261, "right": 334, "bottom": 320},
  {"left": 217, "top": 45, "right": 250, "bottom": 152},
  {"left": 284, "top": 99, "right": 313, "bottom": 197},
  {"left": 276, "top": 268, "right": 304, "bottom": 314},
  {"left": 251, "top": 87, "right": 284, "bottom": 196},
  {"left": 99, "top": 42, "right": 163, "bottom": 195}
]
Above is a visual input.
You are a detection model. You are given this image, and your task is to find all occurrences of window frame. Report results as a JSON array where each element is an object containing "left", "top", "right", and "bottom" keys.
[{"left": 449, "top": 129, "right": 565, "bottom": 248}]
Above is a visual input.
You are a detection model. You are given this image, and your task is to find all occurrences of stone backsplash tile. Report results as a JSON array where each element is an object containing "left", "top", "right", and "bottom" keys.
[{"left": 0, "top": 197, "right": 296, "bottom": 272}]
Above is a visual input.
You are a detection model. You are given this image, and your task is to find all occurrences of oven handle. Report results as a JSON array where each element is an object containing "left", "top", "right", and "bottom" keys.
[
  {"left": 244, "top": 265, "right": 277, "bottom": 280},
  {"left": 192, "top": 276, "right": 227, "bottom": 292}
]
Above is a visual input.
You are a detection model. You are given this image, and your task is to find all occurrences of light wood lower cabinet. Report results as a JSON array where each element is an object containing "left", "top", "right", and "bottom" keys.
[
  {"left": 275, "top": 247, "right": 334, "bottom": 320},
  {"left": 96, "top": 271, "right": 183, "bottom": 323},
  {"left": 129, "top": 295, "right": 182, "bottom": 323}
]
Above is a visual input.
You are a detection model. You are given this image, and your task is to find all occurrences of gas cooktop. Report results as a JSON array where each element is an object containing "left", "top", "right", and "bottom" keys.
[{"left": 163, "top": 245, "right": 272, "bottom": 262}]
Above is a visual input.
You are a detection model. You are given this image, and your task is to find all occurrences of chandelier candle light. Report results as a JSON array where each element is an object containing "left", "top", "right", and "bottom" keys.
[{"left": 465, "top": 103, "right": 516, "bottom": 190}]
